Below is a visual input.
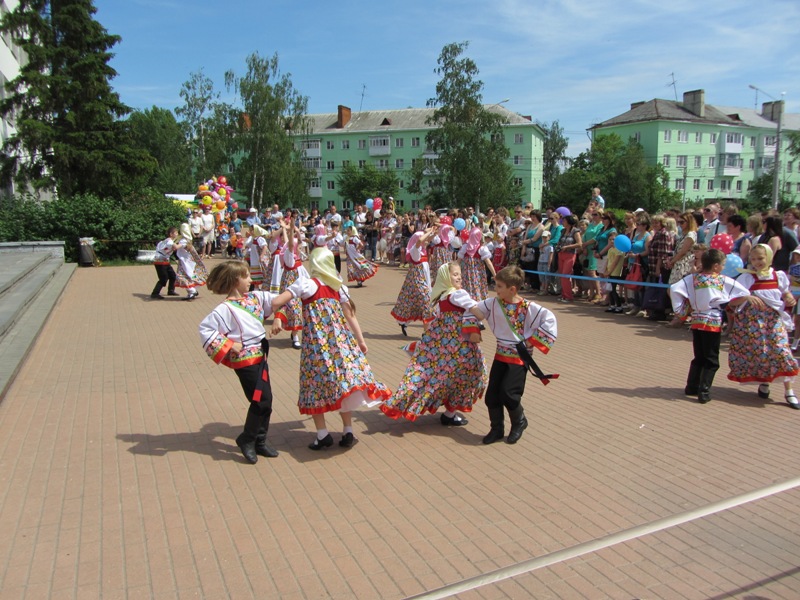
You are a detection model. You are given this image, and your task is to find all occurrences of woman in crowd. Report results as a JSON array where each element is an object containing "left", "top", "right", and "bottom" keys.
[
  {"left": 665, "top": 211, "right": 699, "bottom": 327},
  {"left": 556, "top": 214, "right": 582, "bottom": 303},
  {"left": 625, "top": 213, "right": 652, "bottom": 315},
  {"left": 520, "top": 211, "right": 544, "bottom": 291},
  {"left": 759, "top": 214, "right": 798, "bottom": 273},
  {"left": 783, "top": 208, "right": 800, "bottom": 240},
  {"left": 587, "top": 210, "right": 616, "bottom": 305},
  {"left": 726, "top": 214, "right": 751, "bottom": 266},
  {"left": 645, "top": 215, "right": 676, "bottom": 321}
]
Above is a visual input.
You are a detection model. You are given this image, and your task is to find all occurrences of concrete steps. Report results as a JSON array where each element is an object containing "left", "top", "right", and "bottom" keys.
[{"left": 0, "top": 253, "right": 76, "bottom": 401}]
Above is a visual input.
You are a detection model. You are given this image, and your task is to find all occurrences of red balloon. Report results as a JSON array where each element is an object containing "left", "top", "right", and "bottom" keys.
[
  {"left": 374, "top": 198, "right": 383, "bottom": 210},
  {"left": 231, "top": 202, "right": 238, "bottom": 210},
  {"left": 440, "top": 216, "right": 452, "bottom": 225},
  {"left": 218, "top": 176, "right": 228, "bottom": 185},
  {"left": 710, "top": 233, "right": 733, "bottom": 255}
]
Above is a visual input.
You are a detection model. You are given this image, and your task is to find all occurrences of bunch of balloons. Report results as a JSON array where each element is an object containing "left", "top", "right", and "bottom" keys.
[
  {"left": 195, "top": 175, "right": 235, "bottom": 213},
  {"left": 365, "top": 197, "right": 384, "bottom": 216}
]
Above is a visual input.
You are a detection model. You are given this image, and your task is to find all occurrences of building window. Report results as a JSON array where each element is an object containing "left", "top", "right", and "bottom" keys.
[
  {"left": 514, "top": 133, "right": 524, "bottom": 144},
  {"left": 395, "top": 159, "right": 404, "bottom": 169},
  {"left": 326, "top": 180, "right": 335, "bottom": 190},
  {"left": 694, "top": 156, "right": 701, "bottom": 168},
  {"left": 399, "top": 180, "right": 405, "bottom": 189},
  {"left": 513, "top": 177, "right": 523, "bottom": 187},
  {"left": 342, "top": 160, "right": 350, "bottom": 168},
  {"left": 677, "top": 155, "right": 687, "bottom": 167},
  {"left": 341, "top": 140, "right": 350, "bottom": 150},
  {"left": 748, "top": 159, "right": 755, "bottom": 169},
  {"left": 725, "top": 133, "right": 742, "bottom": 144},
  {"left": 678, "top": 130, "right": 688, "bottom": 143},
  {"left": 375, "top": 159, "right": 388, "bottom": 168},
  {"left": 787, "top": 182, "right": 793, "bottom": 193},
  {"left": 490, "top": 133, "right": 503, "bottom": 144},
  {"left": 765, "top": 136, "right": 776, "bottom": 147},
  {"left": 664, "top": 130, "right": 672, "bottom": 143},
  {"left": 370, "top": 136, "right": 390, "bottom": 149},
  {"left": 760, "top": 157, "right": 774, "bottom": 169},
  {"left": 720, "top": 180, "right": 730, "bottom": 191},
  {"left": 747, "top": 181, "right": 754, "bottom": 190},
  {"left": 707, "top": 180, "right": 714, "bottom": 191},
  {"left": 695, "top": 132, "right": 703, "bottom": 143},
  {"left": 736, "top": 181, "right": 742, "bottom": 192},
  {"left": 358, "top": 160, "right": 366, "bottom": 168},
  {"left": 309, "top": 179, "right": 320, "bottom": 189},
  {"left": 411, "top": 159, "right": 419, "bottom": 168},
  {"left": 710, "top": 133, "right": 717, "bottom": 144},
  {"left": 326, "top": 161, "right": 334, "bottom": 170},
  {"left": 513, "top": 155, "right": 523, "bottom": 165},
  {"left": 693, "top": 179, "right": 700, "bottom": 190},
  {"left": 797, "top": 183, "right": 800, "bottom": 193},
  {"left": 675, "top": 178, "right": 685, "bottom": 190},
  {"left": 302, "top": 157, "right": 320, "bottom": 169},
  {"left": 300, "top": 139, "right": 320, "bottom": 152},
  {"left": 411, "top": 137, "right": 420, "bottom": 147},
  {"left": 342, "top": 199, "right": 351, "bottom": 210},
  {"left": 358, "top": 140, "right": 366, "bottom": 150},
  {"left": 326, "top": 141, "right": 334, "bottom": 150},
  {"left": 633, "top": 132, "right": 641, "bottom": 143},
  {"left": 662, "top": 155, "right": 671, "bottom": 167},
  {"left": 750, "top": 136, "right": 756, "bottom": 147},
  {"left": 788, "top": 161, "right": 794, "bottom": 173},
  {"left": 395, "top": 138, "right": 404, "bottom": 148},
  {"left": 708, "top": 157, "right": 716, "bottom": 168}
]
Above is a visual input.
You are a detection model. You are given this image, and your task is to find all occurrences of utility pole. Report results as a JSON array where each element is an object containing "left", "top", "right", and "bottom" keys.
[{"left": 771, "top": 95, "right": 785, "bottom": 210}]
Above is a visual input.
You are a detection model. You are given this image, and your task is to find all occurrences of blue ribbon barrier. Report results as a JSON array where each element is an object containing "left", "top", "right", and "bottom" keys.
[{"left": 518, "top": 268, "right": 671, "bottom": 288}]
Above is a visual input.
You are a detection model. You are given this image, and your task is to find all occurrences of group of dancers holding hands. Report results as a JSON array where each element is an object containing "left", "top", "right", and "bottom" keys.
[{"left": 197, "top": 214, "right": 560, "bottom": 464}]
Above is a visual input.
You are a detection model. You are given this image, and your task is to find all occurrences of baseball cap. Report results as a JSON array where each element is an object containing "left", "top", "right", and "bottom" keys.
[
  {"left": 634, "top": 207, "right": 645, "bottom": 213},
  {"left": 249, "top": 207, "right": 257, "bottom": 213}
]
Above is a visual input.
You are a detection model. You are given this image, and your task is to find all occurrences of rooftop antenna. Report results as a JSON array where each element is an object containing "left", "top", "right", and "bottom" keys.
[
  {"left": 667, "top": 73, "right": 678, "bottom": 101},
  {"left": 359, "top": 84, "right": 367, "bottom": 113},
  {"left": 748, "top": 84, "right": 758, "bottom": 110}
]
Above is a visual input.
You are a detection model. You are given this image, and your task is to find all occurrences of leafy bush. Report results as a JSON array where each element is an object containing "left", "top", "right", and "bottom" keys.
[{"left": 0, "top": 189, "right": 187, "bottom": 262}]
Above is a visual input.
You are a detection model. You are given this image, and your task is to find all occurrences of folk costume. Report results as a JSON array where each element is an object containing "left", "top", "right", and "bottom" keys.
[
  {"left": 287, "top": 249, "right": 391, "bottom": 416},
  {"left": 458, "top": 227, "right": 493, "bottom": 302},
  {"left": 175, "top": 224, "right": 208, "bottom": 299},
  {"left": 274, "top": 240, "right": 309, "bottom": 340},
  {"left": 151, "top": 234, "right": 178, "bottom": 298},
  {"left": 670, "top": 271, "right": 750, "bottom": 403},
  {"left": 344, "top": 228, "right": 378, "bottom": 286},
  {"left": 382, "top": 263, "right": 486, "bottom": 422},
  {"left": 390, "top": 231, "right": 434, "bottom": 332},
  {"left": 247, "top": 226, "right": 269, "bottom": 288},
  {"left": 429, "top": 220, "right": 454, "bottom": 285}
]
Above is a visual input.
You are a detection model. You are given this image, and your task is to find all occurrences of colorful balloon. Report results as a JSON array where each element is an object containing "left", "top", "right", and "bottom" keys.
[
  {"left": 198, "top": 184, "right": 208, "bottom": 192},
  {"left": 710, "top": 233, "right": 734, "bottom": 255},
  {"left": 555, "top": 206, "right": 571, "bottom": 217},
  {"left": 202, "top": 196, "right": 212, "bottom": 206},
  {"left": 453, "top": 218, "right": 466, "bottom": 231},
  {"left": 218, "top": 176, "right": 228, "bottom": 185},
  {"left": 218, "top": 187, "right": 227, "bottom": 197},
  {"left": 374, "top": 197, "right": 383, "bottom": 210},
  {"left": 614, "top": 234, "right": 632, "bottom": 253},
  {"left": 215, "top": 200, "right": 226, "bottom": 210},
  {"left": 722, "top": 253, "right": 743, "bottom": 278},
  {"left": 365, "top": 198, "right": 374, "bottom": 209}
]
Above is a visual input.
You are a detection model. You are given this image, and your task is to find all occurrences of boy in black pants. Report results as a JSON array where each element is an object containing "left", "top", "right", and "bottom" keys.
[{"left": 469, "top": 266, "right": 559, "bottom": 444}]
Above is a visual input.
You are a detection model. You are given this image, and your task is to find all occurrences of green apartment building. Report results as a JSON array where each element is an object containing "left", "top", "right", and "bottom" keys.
[
  {"left": 292, "top": 104, "right": 545, "bottom": 211},
  {"left": 590, "top": 90, "right": 800, "bottom": 207}
]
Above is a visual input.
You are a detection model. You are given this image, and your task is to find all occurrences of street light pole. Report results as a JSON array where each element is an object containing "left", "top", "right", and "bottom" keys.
[{"left": 749, "top": 84, "right": 785, "bottom": 210}]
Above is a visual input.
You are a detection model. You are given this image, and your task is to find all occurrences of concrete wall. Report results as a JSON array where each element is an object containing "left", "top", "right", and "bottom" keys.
[{"left": 0, "top": 241, "right": 65, "bottom": 261}]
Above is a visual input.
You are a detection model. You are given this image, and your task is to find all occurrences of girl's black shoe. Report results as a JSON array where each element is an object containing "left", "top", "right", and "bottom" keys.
[
  {"left": 339, "top": 432, "right": 355, "bottom": 447},
  {"left": 308, "top": 434, "right": 334, "bottom": 450}
]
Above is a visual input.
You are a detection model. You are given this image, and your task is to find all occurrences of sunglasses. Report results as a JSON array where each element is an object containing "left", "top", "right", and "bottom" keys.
[
  {"left": 677, "top": 219, "right": 686, "bottom": 224},
  {"left": 703, "top": 208, "right": 713, "bottom": 213}
]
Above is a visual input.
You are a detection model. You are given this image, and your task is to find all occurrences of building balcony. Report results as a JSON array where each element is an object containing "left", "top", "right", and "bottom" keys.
[
  {"left": 307, "top": 186, "right": 322, "bottom": 198},
  {"left": 721, "top": 166, "right": 741, "bottom": 177},
  {"left": 302, "top": 147, "right": 321, "bottom": 158},
  {"left": 368, "top": 145, "right": 391, "bottom": 157},
  {"left": 723, "top": 141, "right": 742, "bottom": 154}
]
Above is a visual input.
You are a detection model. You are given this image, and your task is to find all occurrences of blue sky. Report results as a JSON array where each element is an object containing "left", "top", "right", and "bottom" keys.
[{"left": 94, "top": 0, "right": 799, "bottom": 157}]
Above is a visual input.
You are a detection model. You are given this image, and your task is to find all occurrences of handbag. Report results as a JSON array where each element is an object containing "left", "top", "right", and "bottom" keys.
[
  {"left": 624, "top": 259, "right": 643, "bottom": 291},
  {"left": 642, "top": 276, "right": 667, "bottom": 311}
]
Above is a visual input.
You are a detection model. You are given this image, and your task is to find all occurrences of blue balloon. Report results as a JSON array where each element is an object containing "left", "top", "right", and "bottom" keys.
[
  {"left": 365, "top": 198, "right": 373, "bottom": 209},
  {"left": 614, "top": 234, "right": 632, "bottom": 253},
  {"left": 722, "top": 253, "right": 743, "bottom": 278},
  {"left": 453, "top": 218, "right": 466, "bottom": 231}
]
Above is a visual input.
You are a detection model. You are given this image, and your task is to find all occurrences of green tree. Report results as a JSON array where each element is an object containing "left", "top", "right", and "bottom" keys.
[
  {"left": 175, "top": 69, "right": 221, "bottom": 179},
  {"left": 425, "top": 42, "right": 516, "bottom": 211},
  {"left": 745, "top": 171, "right": 792, "bottom": 212},
  {"left": 225, "top": 52, "right": 310, "bottom": 209},
  {"left": 336, "top": 164, "right": 399, "bottom": 206},
  {"left": 127, "top": 106, "right": 194, "bottom": 193},
  {"left": 0, "top": 0, "right": 154, "bottom": 198},
  {"left": 538, "top": 120, "right": 569, "bottom": 204}
]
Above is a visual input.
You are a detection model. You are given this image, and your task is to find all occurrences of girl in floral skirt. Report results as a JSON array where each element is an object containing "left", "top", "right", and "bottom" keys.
[
  {"left": 429, "top": 217, "right": 454, "bottom": 285},
  {"left": 382, "top": 261, "right": 487, "bottom": 425},
  {"left": 727, "top": 244, "right": 799, "bottom": 408},
  {"left": 458, "top": 226, "right": 496, "bottom": 302},
  {"left": 175, "top": 223, "right": 208, "bottom": 300},
  {"left": 275, "top": 247, "right": 392, "bottom": 449},
  {"left": 344, "top": 226, "right": 378, "bottom": 287},
  {"left": 391, "top": 228, "right": 437, "bottom": 336},
  {"left": 273, "top": 220, "right": 308, "bottom": 349}
]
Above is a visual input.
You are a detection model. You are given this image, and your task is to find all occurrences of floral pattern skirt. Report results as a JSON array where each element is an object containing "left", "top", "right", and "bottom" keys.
[
  {"left": 429, "top": 245, "right": 451, "bottom": 284},
  {"left": 279, "top": 266, "right": 303, "bottom": 331},
  {"left": 176, "top": 246, "right": 208, "bottom": 289},
  {"left": 391, "top": 263, "right": 434, "bottom": 323},
  {"left": 728, "top": 304, "right": 799, "bottom": 383},
  {"left": 381, "top": 311, "right": 486, "bottom": 420},
  {"left": 346, "top": 252, "right": 378, "bottom": 283},
  {"left": 299, "top": 297, "right": 391, "bottom": 414},
  {"left": 461, "top": 254, "right": 489, "bottom": 303}
]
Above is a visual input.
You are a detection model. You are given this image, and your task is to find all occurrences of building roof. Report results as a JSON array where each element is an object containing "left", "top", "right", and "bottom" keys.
[
  {"left": 593, "top": 97, "right": 799, "bottom": 132},
  {"left": 591, "top": 98, "right": 741, "bottom": 129},
  {"left": 304, "top": 105, "right": 539, "bottom": 135}
]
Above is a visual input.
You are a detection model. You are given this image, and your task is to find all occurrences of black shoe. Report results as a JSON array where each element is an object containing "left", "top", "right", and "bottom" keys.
[
  {"left": 400, "top": 323, "right": 408, "bottom": 337},
  {"left": 698, "top": 391, "right": 711, "bottom": 404},
  {"left": 309, "top": 433, "right": 334, "bottom": 450},
  {"left": 357, "top": 281, "right": 363, "bottom": 288},
  {"left": 506, "top": 417, "right": 528, "bottom": 444},
  {"left": 440, "top": 414, "right": 468, "bottom": 427},
  {"left": 235, "top": 433, "right": 258, "bottom": 464},
  {"left": 292, "top": 339, "right": 301, "bottom": 349},
  {"left": 605, "top": 307, "right": 616, "bottom": 313},
  {"left": 255, "top": 441, "right": 279, "bottom": 458},
  {"left": 757, "top": 384, "right": 770, "bottom": 399},
  {"left": 150, "top": 294, "right": 164, "bottom": 300},
  {"left": 167, "top": 291, "right": 180, "bottom": 296},
  {"left": 339, "top": 432, "right": 355, "bottom": 448},
  {"left": 482, "top": 429, "right": 505, "bottom": 444},
  {"left": 684, "top": 387, "right": 698, "bottom": 396}
]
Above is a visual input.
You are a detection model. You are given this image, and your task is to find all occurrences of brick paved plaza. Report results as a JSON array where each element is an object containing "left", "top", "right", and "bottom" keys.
[{"left": 0, "top": 261, "right": 799, "bottom": 599}]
